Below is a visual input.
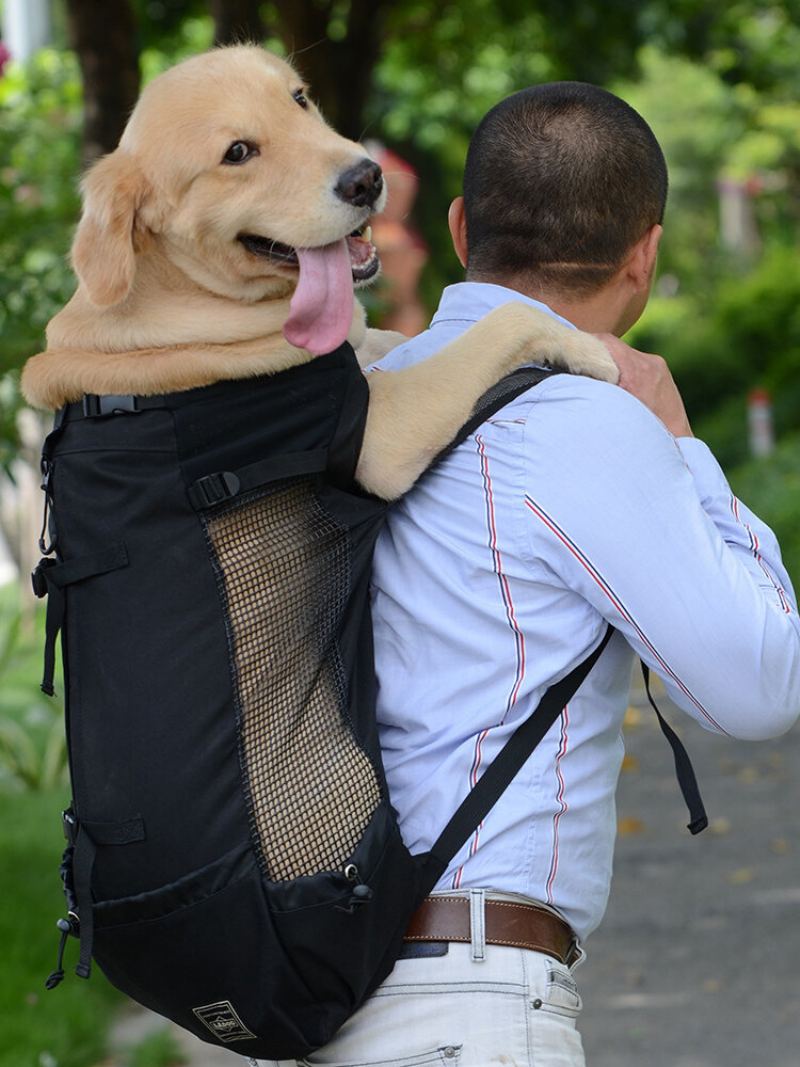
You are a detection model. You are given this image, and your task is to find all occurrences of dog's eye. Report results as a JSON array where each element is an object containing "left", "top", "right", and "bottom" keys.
[
  {"left": 292, "top": 88, "right": 309, "bottom": 110},
  {"left": 222, "top": 141, "right": 257, "bottom": 165}
]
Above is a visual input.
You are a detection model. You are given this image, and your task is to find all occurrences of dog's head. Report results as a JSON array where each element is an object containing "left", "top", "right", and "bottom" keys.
[{"left": 71, "top": 46, "right": 385, "bottom": 354}]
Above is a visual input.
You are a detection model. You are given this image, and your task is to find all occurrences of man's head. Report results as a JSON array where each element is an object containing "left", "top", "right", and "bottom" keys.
[{"left": 449, "top": 82, "right": 667, "bottom": 334}]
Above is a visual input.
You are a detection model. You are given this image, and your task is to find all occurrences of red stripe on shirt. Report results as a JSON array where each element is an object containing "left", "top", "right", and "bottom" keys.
[
  {"left": 731, "top": 495, "right": 792, "bottom": 615},
  {"left": 451, "top": 435, "right": 528, "bottom": 885},
  {"left": 525, "top": 495, "right": 726, "bottom": 733}
]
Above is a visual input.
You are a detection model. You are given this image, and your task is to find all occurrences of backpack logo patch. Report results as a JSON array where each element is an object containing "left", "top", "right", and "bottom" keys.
[{"left": 192, "top": 1000, "right": 256, "bottom": 1043}]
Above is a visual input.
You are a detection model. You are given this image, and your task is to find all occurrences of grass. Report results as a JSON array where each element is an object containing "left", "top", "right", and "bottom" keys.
[
  {"left": 1, "top": 587, "right": 122, "bottom": 1066},
  {"left": 0, "top": 787, "right": 122, "bottom": 1067}
]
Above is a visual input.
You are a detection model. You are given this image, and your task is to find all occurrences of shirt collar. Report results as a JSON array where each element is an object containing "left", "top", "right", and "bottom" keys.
[{"left": 430, "top": 281, "right": 577, "bottom": 332}]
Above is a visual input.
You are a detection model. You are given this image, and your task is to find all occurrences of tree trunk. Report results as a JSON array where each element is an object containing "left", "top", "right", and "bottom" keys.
[
  {"left": 66, "top": 0, "right": 140, "bottom": 164},
  {"left": 210, "top": 0, "right": 265, "bottom": 46},
  {"left": 274, "top": 0, "right": 389, "bottom": 140}
]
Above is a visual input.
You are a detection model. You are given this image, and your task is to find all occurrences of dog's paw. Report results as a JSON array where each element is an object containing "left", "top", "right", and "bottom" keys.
[
  {"left": 548, "top": 330, "right": 620, "bottom": 384},
  {"left": 476, "top": 302, "right": 619, "bottom": 384}
]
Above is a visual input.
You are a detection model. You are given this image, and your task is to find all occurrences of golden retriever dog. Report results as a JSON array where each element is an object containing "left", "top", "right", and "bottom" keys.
[{"left": 21, "top": 46, "right": 617, "bottom": 499}]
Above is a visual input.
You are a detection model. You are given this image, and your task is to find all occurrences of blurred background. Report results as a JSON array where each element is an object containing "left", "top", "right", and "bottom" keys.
[{"left": 0, "top": 2, "right": 798, "bottom": 1066}]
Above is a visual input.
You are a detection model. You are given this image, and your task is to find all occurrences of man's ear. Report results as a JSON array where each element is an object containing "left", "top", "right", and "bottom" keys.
[
  {"left": 71, "top": 151, "right": 150, "bottom": 307},
  {"left": 448, "top": 196, "right": 468, "bottom": 268},
  {"left": 627, "top": 223, "right": 662, "bottom": 292}
]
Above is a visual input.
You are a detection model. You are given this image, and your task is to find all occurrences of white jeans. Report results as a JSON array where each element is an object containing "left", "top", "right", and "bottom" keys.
[{"left": 253, "top": 940, "right": 585, "bottom": 1067}]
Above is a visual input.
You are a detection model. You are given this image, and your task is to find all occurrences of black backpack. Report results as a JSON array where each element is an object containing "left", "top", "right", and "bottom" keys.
[{"left": 32, "top": 344, "right": 703, "bottom": 1060}]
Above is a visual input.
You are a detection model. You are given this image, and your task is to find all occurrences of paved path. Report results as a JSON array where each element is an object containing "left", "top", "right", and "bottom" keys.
[
  {"left": 109, "top": 673, "right": 799, "bottom": 1067},
  {"left": 577, "top": 673, "right": 800, "bottom": 1067}
]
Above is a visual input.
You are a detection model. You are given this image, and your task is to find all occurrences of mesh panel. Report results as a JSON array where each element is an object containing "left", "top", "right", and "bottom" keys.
[{"left": 204, "top": 479, "right": 381, "bottom": 882}]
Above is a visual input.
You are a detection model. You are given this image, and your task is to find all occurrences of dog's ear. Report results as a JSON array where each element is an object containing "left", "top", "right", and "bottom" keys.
[{"left": 71, "top": 151, "right": 150, "bottom": 307}]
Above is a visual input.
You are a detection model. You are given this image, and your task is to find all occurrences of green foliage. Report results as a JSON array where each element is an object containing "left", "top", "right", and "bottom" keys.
[
  {"left": 0, "top": 50, "right": 82, "bottom": 462},
  {"left": 0, "top": 593, "right": 68, "bottom": 792},
  {"left": 0, "top": 51, "right": 82, "bottom": 374},
  {"left": 0, "top": 708, "right": 68, "bottom": 793},
  {"left": 630, "top": 246, "right": 800, "bottom": 468},
  {"left": 368, "top": 1, "right": 691, "bottom": 307},
  {"left": 615, "top": 48, "right": 747, "bottom": 286},
  {"left": 617, "top": 39, "right": 800, "bottom": 475},
  {"left": 371, "top": 3, "right": 555, "bottom": 303},
  {"left": 139, "top": 14, "right": 215, "bottom": 80},
  {"left": 729, "top": 433, "right": 800, "bottom": 587}
]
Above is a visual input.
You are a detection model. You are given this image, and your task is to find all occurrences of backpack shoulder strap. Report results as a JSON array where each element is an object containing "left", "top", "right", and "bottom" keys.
[
  {"left": 419, "top": 624, "right": 613, "bottom": 891},
  {"left": 641, "top": 663, "right": 708, "bottom": 834},
  {"left": 430, "top": 365, "right": 560, "bottom": 470}
]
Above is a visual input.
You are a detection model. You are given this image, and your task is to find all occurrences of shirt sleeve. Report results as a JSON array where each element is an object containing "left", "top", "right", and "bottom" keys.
[{"left": 521, "top": 377, "right": 800, "bottom": 740}]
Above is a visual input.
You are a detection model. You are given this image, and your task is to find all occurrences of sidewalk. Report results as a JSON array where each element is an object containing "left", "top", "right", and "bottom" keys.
[
  {"left": 577, "top": 672, "right": 800, "bottom": 1067},
  {"left": 110, "top": 1006, "right": 240, "bottom": 1066}
]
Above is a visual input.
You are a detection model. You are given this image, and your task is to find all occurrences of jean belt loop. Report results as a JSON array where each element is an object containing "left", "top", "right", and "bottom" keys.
[{"left": 469, "top": 888, "right": 486, "bottom": 962}]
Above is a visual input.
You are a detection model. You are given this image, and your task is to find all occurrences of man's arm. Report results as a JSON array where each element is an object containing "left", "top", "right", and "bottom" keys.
[{"left": 522, "top": 374, "right": 800, "bottom": 740}]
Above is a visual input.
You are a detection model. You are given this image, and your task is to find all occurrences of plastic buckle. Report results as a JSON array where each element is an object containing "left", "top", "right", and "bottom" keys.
[
  {"left": 187, "top": 471, "right": 241, "bottom": 509},
  {"left": 62, "top": 809, "right": 78, "bottom": 844},
  {"left": 82, "top": 395, "right": 140, "bottom": 417}
]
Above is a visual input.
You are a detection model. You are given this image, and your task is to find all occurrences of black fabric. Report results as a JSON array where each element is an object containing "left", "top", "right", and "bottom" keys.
[
  {"left": 37, "top": 344, "right": 409, "bottom": 1057},
  {"left": 36, "top": 348, "right": 699, "bottom": 1060},
  {"left": 42, "top": 543, "right": 129, "bottom": 588},
  {"left": 72, "top": 827, "right": 96, "bottom": 978},
  {"left": 33, "top": 546, "right": 129, "bottom": 695},
  {"left": 82, "top": 816, "right": 146, "bottom": 846}
]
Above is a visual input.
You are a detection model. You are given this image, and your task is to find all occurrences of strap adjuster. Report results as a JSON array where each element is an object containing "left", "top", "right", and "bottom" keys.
[
  {"left": 82, "top": 395, "right": 140, "bottom": 417},
  {"left": 31, "top": 557, "right": 57, "bottom": 598},
  {"left": 187, "top": 471, "right": 241, "bottom": 509}
]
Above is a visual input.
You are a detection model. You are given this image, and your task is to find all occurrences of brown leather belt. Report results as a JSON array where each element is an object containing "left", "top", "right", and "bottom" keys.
[{"left": 404, "top": 895, "right": 578, "bottom": 967}]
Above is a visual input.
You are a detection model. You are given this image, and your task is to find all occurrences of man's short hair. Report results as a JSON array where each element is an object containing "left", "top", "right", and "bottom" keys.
[{"left": 463, "top": 82, "right": 668, "bottom": 294}]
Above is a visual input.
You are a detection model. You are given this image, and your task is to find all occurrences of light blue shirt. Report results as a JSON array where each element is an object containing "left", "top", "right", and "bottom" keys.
[{"left": 370, "top": 282, "right": 800, "bottom": 942}]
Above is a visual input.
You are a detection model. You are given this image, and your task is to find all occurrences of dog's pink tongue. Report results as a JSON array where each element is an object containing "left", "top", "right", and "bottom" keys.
[{"left": 283, "top": 239, "right": 354, "bottom": 355}]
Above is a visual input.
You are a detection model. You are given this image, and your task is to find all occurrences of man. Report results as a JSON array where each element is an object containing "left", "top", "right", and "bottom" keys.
[{"left": 294, "top": 84, "right": 800, "bottom": 1066}]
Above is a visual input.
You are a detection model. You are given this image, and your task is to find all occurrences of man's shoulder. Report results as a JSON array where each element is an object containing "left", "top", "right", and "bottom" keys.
[
  {"left": 510, "top": 369, "right": 646, "bottom": 421},
  {"left": 510, "top": 371, "right": 682, "bottom": 470}
]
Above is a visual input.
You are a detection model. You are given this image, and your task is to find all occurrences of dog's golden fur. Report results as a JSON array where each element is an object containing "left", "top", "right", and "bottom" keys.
[{"left": 22, "top": 45, "right": 618, "bottom": 500}]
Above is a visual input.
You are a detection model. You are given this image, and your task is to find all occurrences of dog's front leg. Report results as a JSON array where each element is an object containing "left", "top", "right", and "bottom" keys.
[
  {"left": 356, "top": 302, "right": 617, "bottom": 500},
  {"left": 354, "top": 327, "right": 410, "bottom": 368}
]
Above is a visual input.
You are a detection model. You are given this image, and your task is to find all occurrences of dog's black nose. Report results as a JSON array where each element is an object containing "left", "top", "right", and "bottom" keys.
[{"left": 335, "top": 159, "right": 383, "bottom": 208}]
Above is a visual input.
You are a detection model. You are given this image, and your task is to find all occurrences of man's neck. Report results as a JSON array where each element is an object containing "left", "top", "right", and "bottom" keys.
[{"left": 465, "top": 273, "right": 629, "bottom": 336}]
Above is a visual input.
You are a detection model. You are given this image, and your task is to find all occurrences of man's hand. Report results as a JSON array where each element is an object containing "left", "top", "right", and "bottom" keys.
[{"left": 595, "top": 334, "right": 693, "bottom": 439}]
